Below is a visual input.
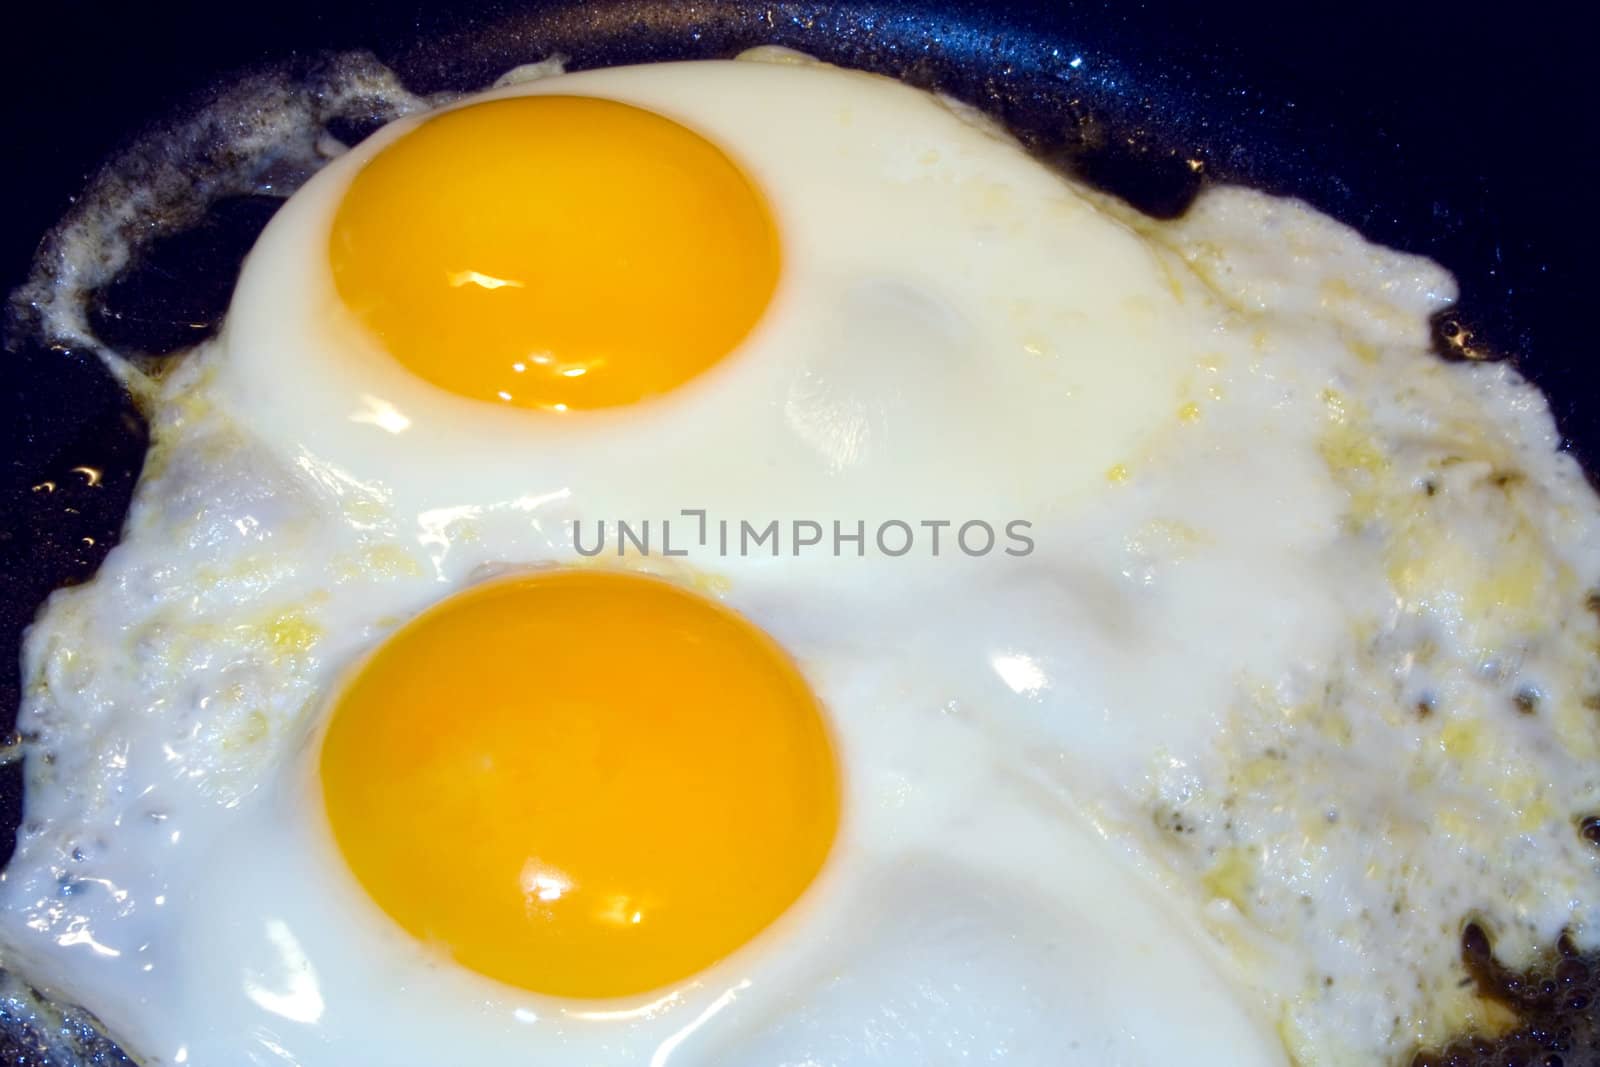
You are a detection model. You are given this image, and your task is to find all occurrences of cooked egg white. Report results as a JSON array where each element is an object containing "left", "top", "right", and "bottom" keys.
[{"left": 2, "top": 49, "right": 1598, "bottom": 1067}]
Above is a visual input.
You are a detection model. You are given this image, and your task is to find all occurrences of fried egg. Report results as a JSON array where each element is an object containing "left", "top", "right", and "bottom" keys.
[
  {"left": 4, "top": 48, "right": 1599, "bottom": 1067},
  {"left": 214, "top": 54, "right": 1211, "bottom": 594}
]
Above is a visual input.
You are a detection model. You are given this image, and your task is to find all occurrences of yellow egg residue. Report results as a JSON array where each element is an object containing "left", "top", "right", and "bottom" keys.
[
  {"left": 262, "top": 609, "right": 322, "bottom": 656},
  {"left": 1317, "top": 390, "right": 1389, "bottom": 481},
  {"left": 335, "top": 543, "right": 426, "bottom": 582},
  {"left": 1202, "top": 847, "right": 1256, "bottom": 912},
  {"left": 1437, "top": 717, "right": 1483, "bottom": 760}
]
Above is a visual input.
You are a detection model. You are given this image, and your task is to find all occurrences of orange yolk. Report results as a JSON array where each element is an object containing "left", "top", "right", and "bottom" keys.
[
  {"left": 319, "top": 569, "right": 839, "bottom": 999},
  {"left": 328, "top": 95, "right": 780, "bottom": 411}
]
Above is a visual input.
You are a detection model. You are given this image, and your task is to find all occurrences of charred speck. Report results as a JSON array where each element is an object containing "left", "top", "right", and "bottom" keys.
[
  {"left": 85, "top": 194, "right": 283, "bottom": 357},
  {"left": 1580, "top": 815, "right": 1600, "bottom": 847},
  {"left": 1412, "top": 922, "right": 1600, "bottom": 1066},
  {"left": 1490, "top": 469, "right": 1526, "bottom": 490},
  {"left": 1514, "top": 690, "right": 1541, "bottom": 715},
  {"left": 1431, "top": 309, "right": 1499, "bottom": 363}
]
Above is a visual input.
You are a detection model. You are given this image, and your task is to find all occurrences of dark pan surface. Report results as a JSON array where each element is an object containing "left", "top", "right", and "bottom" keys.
[{"left": 2, "top": 1, "right": 1596, "bottom": 1063}]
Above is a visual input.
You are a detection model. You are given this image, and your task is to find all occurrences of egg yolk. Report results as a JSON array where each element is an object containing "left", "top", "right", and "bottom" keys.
[
  {"left": 328, "top": 95, "right": 780, "bottom": 411},
  {"left": 319, "top": 569, "right": 839, "bottom": 999}
]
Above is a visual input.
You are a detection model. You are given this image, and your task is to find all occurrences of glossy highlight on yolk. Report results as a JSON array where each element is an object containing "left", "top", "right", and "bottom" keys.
[
  {"left": 328, "top": 96, "right": 780, "bottom": 411},
  {"left": 318, "top": 569, "right": 839, "bottom": 999}
]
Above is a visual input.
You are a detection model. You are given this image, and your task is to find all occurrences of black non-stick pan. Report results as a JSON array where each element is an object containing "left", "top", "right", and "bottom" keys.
[{"left": 2, "top": 1, "right": 1596, "bottom": 1063}]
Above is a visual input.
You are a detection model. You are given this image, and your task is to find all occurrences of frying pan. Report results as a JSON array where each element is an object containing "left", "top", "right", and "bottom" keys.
[{"left": 1, "top": 0, "right": 1595, "bottom": 1062}]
